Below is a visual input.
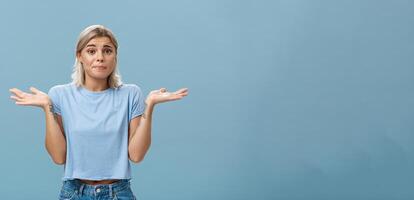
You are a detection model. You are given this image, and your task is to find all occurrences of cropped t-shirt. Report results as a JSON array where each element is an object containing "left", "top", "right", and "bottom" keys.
[{"left": 48, "top": 83, "right": 145, "bottom": 181}]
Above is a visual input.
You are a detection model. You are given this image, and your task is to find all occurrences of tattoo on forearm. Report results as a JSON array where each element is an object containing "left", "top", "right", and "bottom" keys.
[
  {"left": 49, "top": 104, "right": 58, "bottom": 121},
  {"left": 53, "top": 113, "right": 58, "bottom": 121},
  {"left": 48, "top": 104, "right": 53, "bottom": 113}
]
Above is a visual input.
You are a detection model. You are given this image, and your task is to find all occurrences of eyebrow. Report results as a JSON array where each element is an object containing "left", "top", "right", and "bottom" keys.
[{"left": 86, "top": 44, "right": 114, "bottom": 48}]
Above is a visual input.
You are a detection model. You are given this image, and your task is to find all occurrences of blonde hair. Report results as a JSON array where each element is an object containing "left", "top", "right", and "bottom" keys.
[{"left": 71, "top": 25, "right": 123, "bottom": 88}]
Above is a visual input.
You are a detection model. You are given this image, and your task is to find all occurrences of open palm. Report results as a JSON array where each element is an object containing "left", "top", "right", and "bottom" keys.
[
  {"left": 146, "top": 88, "right": 189, "bottom": 105},
  {"left": 9, "top": 87, "right": 50, "bottom": 108}
]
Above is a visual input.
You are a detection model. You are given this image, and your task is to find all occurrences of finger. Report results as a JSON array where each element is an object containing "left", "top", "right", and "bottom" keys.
[
  {"left": 30, "top": 87, "right": 40, "bottom": 94},
  {"left": 10, "top": 95, "right": 23, "bottom": 102},
  {"left": 160, "top": 88, "right": 167, "bottom": 93},
  {"left": 176, "top": 92, "right": 188, "bottom": 98},
  {"left": 167, "top": 96, "right": 182, "bottom": 101},
  {"left": 173, "top": 93, "right": 186, "bottom": 99},
  {"left": 9, "top": 88, "right": 25, "bottom": 98},
  {"left": 177, "top": 88, "right": 188, "bottom": 92},
  {"left": 173, "top": 88, "right": 188, "bottom": 95},
  {"left": 15, "top": 101, "right": 32, "bottom": 106}
]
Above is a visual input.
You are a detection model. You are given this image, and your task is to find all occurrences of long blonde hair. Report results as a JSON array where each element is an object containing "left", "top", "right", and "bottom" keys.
[{"left": 71, "top": 25, "right": 122, "bottom": 88}]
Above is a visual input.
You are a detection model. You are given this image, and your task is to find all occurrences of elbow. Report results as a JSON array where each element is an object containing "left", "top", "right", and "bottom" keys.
[
  {"left": 45, "top": 147, "right": 66, "bottom": 165},
  {"left": 128, "top": 144, "right": 150, "bottom": 164},
  {"left": 45, "top": 145, "right": 66, "bottom": 165},
  {"left": 128, "top": 149, "right": 146, "bottom": 163},
  {"left": 129, "top": 154, "right": 144, "bottom": 164},
  {"left": 128, "top": 144, "right": 150, "bottom": 163},
  {"left": 52, "top": 157, "right": 66, "bottom": 165}
]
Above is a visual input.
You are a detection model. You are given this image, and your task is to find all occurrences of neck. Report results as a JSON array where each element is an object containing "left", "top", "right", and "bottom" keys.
[{"left": 84, "top": 77, "right": 109, "bottom": 92}]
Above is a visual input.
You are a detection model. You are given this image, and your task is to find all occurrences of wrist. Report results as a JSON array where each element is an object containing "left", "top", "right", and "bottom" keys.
[
  {"left": 145, "top": 101, "right": 155, "bottom": 108},
  {"left": 145, "top": 98, "right": 156, "bottom": 107},
  {"left": 42, "top": 99, "right": 52, "bottom": 111}
]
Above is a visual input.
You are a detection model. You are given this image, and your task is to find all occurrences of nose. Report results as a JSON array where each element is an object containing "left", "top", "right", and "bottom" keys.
[{"left": 96, "top": 50, "right": 104, "bottom": 62}]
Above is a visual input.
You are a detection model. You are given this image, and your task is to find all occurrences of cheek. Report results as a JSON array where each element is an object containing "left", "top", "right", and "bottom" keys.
[
  {"left": 79, "top": 54, "right": 93, "bottom": 66},
  {"left": 108, "top": 56, "right": 117, "bottom": 67},
  {"left": 84, "top": 56, "right": 95, "bottom": 66}
]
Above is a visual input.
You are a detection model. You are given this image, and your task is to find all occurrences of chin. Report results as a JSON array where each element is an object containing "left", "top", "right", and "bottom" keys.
[
  {"left": 85, "top": 69, "right": 113, "bottom": 80},
  {"left": 95, "top": 75, "right": 111, "bottom": 80},
  {"left": 87, "top": 73, "right": 110, "bottom": 80}
]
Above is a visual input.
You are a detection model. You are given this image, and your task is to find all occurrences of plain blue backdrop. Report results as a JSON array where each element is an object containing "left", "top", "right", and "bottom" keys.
[{"left": 1, "top": 0, "right": 413, "bottom": 199}]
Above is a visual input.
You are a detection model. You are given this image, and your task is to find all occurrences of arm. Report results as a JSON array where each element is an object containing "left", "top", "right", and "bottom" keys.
[
  {"left": 127, "top": 87, "right": 188, "bottom": 163},
  {"left": 43, "top": 103, "right": 67, "bottom": 165},
  {"left": 10, "top": 87, "right": 67, "bottom": 165},
  {"left": 128, "top": 102, "right": 154, "bottom": 163}
]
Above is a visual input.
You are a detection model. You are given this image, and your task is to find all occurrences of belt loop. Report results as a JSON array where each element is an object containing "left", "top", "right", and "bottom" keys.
[
  {"left": 79, "top": 184, "right": 85, "bottom": 196},
  {"left": 109, "top": 184, "right": 113, "bottom": 198}
]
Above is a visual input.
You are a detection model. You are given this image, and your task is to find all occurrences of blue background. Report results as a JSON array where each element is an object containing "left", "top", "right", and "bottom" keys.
[{"left": 1, "top": 0, "right": 413, "bottom": 199}]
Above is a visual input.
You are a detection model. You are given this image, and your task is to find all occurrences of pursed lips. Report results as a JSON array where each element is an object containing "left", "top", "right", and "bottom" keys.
[{"left": 93, "top": 66, "right": 107, "bottom": 70}]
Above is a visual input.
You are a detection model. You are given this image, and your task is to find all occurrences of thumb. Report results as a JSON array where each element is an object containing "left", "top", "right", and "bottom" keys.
[
  {"left": 30, "top": 87, "right": 39, "bottom": 94},
  {"left": 160, "top": 88, "right": 167, "bottom": 93}
]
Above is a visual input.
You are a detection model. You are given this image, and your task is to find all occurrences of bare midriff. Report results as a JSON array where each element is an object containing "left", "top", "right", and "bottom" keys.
[{"left": 77, "top": 179, "right": 120, "bottom": 185}]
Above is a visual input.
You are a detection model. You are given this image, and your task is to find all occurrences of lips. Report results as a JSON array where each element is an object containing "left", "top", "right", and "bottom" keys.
[{"left": 93, "top": 66, "right": 107, "bottom": 70}]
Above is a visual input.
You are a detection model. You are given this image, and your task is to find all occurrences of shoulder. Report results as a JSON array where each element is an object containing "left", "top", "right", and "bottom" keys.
[
  {"left": 118, "top": 83, "right": 143, "bottom": 93},
  {"left": 48, "top": 83, "right": 73, "bottom": 93}
]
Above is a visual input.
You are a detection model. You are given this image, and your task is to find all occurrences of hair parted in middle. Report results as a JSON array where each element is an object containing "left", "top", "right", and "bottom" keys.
[{"left": 71, "top": 24, "right": 123, "bottom": 88}]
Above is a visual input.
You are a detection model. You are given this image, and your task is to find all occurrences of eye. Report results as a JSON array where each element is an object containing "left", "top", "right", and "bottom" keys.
[
  {"left": 87, "top": 49, "right": 96, "bottom": 54},
  {"left": 104, "top": 49, "right": 113, "bottom": 55}
]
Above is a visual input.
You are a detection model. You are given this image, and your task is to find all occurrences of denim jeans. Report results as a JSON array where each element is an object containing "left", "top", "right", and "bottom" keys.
[{"left": 58, "top": 179, "right": 137, "bottom": 200}]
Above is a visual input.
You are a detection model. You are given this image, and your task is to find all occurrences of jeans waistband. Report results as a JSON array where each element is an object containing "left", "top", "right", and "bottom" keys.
[{"left": 62, "top": 179, "right": 130, "bottom": 197}]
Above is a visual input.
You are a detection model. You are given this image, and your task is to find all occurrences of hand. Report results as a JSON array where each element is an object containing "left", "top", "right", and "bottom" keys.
[
  {"left": 146, "top": 87, "right": 189, "bottom": 105},
  {"left": 9, "top": 87, "right": 51, "bottom": 109}
]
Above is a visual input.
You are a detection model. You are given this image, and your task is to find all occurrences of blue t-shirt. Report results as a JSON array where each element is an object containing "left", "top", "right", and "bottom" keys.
[{"left": 48, "top": 83, "right": 145, "bottom": 181}]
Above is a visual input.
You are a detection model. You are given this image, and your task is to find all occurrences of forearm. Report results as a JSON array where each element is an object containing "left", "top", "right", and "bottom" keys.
[
  {"left": 43, "top": 104, "right": 66, "bottom": 165},
  {"left": 128, "top": 103, "right": 154, "bottom": 163}
]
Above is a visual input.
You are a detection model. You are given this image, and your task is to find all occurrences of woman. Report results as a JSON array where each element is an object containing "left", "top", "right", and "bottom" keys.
[{"left": 9, "top": 25, "right": 188, "bottom": 200}]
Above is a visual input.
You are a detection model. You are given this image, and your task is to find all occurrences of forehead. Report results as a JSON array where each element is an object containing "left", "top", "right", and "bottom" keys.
[{"left": 86, "top": 37, "right": 114, "bottom": 47}]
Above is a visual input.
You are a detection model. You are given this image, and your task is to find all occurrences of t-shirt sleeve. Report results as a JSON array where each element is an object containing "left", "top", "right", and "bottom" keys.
[
  {"left": 129, "top": 85, "right": 146, "bottom": 121},
  {"left": 47, "top": 86, "right": 61, "bottom": 115}
]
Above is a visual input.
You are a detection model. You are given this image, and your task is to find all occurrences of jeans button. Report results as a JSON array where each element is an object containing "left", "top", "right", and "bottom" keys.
[{"left": 96, "top": 188, "right": 101, "bottom": 193}]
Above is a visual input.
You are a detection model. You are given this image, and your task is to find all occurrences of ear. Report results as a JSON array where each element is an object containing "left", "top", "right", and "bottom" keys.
[{"left": 76, "top": 52, "right": 83, "bottom": 64}]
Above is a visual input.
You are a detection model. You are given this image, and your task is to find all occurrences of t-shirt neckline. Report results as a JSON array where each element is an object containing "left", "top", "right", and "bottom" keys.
[{"left": 77, "top": 84, "right": 113, "bottom": 96}]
